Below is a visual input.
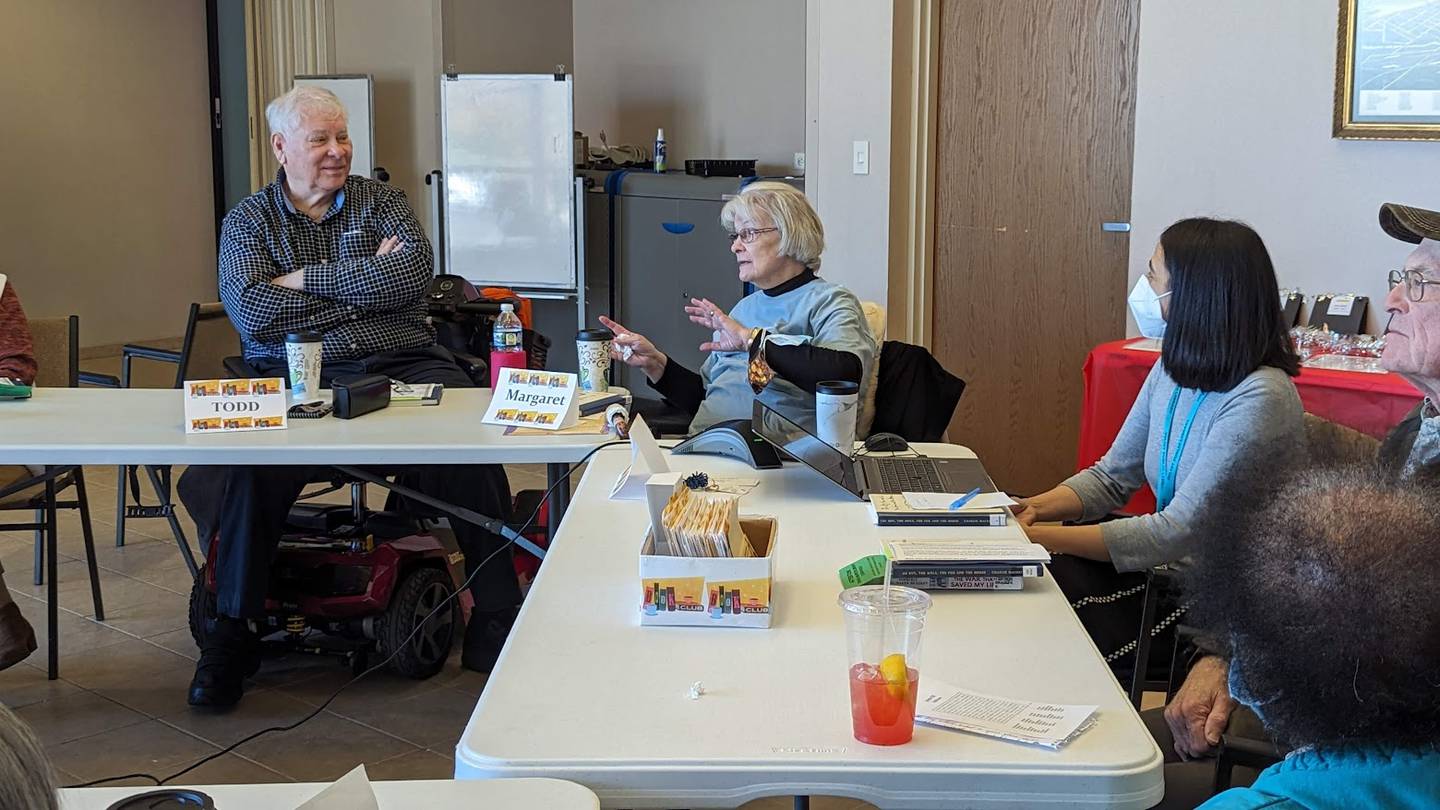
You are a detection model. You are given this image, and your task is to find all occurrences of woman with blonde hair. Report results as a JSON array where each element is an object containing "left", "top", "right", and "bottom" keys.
[{"left": 600, "top": 181, "right": 876, "bottom": 434}]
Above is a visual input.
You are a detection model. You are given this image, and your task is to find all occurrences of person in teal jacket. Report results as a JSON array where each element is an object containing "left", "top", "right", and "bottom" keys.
[{"left": 1185, "top": 462, "right": 1440, "bottom": 809}]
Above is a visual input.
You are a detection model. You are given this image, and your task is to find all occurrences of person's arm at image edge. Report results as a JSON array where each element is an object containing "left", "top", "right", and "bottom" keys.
[{"left": 0, "top": 283, "right": 37, "bottom": 384}]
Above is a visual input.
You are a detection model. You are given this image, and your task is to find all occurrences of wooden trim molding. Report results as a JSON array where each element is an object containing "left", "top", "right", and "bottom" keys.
[{"left": 888, "top": 0, "right": 940, "bottom": 347}]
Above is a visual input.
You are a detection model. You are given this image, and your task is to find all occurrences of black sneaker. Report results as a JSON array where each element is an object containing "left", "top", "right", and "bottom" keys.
[
  {"left": 461, "top": 606, "right": 519, "bottom": 673},
  {"left": 187, "top": 616, "right": 260, "bottom": 709}
]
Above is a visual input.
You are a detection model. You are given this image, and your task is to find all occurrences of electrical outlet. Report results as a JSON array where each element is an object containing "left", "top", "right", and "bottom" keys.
[
  {"left": 852, "top": 140, "right": 869, "bottom": 175},
  {"left": 793, "top": 152, "right": 806, "bottom": 172}
]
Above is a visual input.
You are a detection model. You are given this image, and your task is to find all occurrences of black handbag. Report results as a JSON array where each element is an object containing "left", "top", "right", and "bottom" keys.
[{"left": 331, "top": 374, "right": 390, "bottom": 419}]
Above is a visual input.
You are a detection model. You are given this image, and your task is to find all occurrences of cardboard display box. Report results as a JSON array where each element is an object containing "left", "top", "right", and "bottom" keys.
[{"left": 638, "top": 516, "right": 777, "bottom": 628}]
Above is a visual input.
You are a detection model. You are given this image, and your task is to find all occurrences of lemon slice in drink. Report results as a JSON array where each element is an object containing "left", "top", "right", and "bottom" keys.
[{"left": 878, "top": 653, "right": 909, "bottom": 699}]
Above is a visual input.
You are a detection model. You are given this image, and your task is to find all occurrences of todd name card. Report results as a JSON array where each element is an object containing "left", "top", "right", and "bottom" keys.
[{"left": 184, "top": 378, "right": 288, "bottom": 434}]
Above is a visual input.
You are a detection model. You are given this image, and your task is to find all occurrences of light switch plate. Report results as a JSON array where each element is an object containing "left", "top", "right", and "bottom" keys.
[{"left": 852, "top": 140, "right": 869, "bottom": 175}]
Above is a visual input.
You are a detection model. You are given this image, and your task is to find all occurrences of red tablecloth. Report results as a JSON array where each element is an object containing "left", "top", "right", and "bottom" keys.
[{"left": 1076, "top": 339, "right": 1423, "bottom": 514}]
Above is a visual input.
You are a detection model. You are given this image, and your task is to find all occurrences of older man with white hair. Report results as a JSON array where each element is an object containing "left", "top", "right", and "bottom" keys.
[{"left": 178, "top": 87, "right": 520, "bottom": 709}]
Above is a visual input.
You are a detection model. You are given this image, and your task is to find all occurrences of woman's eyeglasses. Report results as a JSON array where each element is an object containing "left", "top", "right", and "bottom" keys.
[
  {"left": 1388, "top": 268, "right": 1440, "bottom": 303},
  {"left": 727, "top": 227, "right": 778, "bottom": 244}
]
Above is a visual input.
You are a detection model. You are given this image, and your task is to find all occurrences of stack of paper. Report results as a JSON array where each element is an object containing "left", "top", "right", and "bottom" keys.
[
  {"left": 916, "top": 679, "right": 1098, "bottom": 749},
  {"left": 883, "top": 539, "right": 1051, "bottom": 591},
  {"left": 660, "top": 482, "right": 756, "bottom": 558}
]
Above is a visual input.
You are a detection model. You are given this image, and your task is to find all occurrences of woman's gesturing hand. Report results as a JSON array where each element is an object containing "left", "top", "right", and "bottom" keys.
[
  {"left": 685, "top": 298, "right": 751, "bottom": 353},
  {"left": 598, "top": 316, "right": 668, "bottom": 383}
]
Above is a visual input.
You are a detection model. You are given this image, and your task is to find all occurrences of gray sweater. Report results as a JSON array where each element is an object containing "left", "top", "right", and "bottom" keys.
[{"left": 1061, "top": 363, "right": 1304, "bottom": 572}]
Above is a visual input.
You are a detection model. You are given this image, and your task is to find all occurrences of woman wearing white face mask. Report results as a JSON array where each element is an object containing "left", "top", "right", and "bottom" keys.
[{"left": 1013, "top": 218, "right": 1305, "bottom": 671}]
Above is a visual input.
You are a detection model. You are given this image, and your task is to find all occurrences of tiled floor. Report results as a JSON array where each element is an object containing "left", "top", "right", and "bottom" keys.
[
  {"left": 0, "top": 462, "right": 521, "bottom": 788},
  {"left": 0, "top": 462, "right": 877, "bottom": 808}
]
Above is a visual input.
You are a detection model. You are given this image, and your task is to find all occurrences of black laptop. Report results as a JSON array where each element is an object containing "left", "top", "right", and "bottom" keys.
[{"left": 751, "top": 400, "right": 998, "bottom": 500}]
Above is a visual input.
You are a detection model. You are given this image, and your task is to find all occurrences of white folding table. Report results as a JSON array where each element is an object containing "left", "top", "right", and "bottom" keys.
[
  {"left": 454, "top": 446, "right": 1165, "bottom": 808},
  {"left": 60, "top": 777, "right": 600, "bottom": 809},
  {"left": 0, "top": 387, "right": 619, "bottom": 678}
]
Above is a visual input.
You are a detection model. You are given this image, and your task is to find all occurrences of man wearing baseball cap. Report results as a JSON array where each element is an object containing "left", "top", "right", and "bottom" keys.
[
  {"left": 1374, "top": 201, "right": 1440, "bottom": 472},
  {"left": 1140, "top": 201, "right": 1440, "bottom": 807}
]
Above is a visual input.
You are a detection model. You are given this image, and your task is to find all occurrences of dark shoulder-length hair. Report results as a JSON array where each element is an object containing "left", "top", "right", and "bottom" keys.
[{"left": 1159, "top": 218, "right": 1299, "bottom": 392}]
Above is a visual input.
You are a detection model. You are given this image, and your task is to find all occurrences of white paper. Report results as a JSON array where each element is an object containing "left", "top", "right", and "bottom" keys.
[
  {"left": 482, "top": 367, "right": 579, "bottom": 430},
  {"left": 294, "top": 764, "right": 379, "bottom": 810},
  {"left": 915, "top": 679, "right": 1097, "bottom": 750},
  {"left": 902, "top": 491, "right": 1017, "bottom": 511},
  {"left": 1327, "top": 293, "right": 1356, "bottom": 317},
  {"left": 0, "top": 274, "right": 7, "bottom": 296},
  {"left": 610, "top": 415, "right": 670, "bottom": 499},
  {"left": 1123, "top": 337, "right": 1162, "bottom": 352},
  {"left": 883, "top": 539, "right": 1051, "bottom": 564}
]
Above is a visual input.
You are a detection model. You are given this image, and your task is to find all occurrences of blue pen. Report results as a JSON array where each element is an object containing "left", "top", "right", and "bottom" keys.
[{"left": 949, "top": 487, "right": 982, "bottom": 510}]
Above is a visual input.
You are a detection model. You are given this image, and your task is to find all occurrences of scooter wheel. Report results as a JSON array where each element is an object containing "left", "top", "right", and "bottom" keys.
[{"left": 375, "top": 566, "right": 456, "bottom": 679}]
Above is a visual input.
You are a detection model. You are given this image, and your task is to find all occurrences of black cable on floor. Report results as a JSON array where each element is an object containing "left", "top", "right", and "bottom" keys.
[{"left": 66, "top": 441, "right": 628, "bottom": 790}]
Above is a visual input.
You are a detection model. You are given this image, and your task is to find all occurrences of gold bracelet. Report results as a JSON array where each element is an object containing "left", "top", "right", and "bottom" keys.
[{"left": 747, "top": 328, "right": 774, "bottom": 394}]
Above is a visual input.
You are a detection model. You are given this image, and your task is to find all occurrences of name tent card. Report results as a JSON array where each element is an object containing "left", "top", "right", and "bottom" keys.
[
  {"left": 184, "top": 378, "right": 288, "bottom": 434},
  {"left": 482, "top": 368, "right": 579, "bottom": 431}
]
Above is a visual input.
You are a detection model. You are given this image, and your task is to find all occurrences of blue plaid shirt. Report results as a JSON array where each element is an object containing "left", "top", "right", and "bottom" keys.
[{"left": 218, "top": 170, "right": 435, "bottom": 362}]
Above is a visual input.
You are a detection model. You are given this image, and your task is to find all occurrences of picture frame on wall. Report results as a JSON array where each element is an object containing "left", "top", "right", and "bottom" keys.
[{"left": 1334, "top": 0, "right": 1440, "bottom": 140}]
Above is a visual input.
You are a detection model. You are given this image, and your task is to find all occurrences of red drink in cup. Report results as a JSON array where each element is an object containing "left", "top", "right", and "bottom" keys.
[
  {"left": 839, "top": 585, "right": 932, "bottom": 746},
  {"left": 848, "top": 661, "right": 920, "bottom": 745}
]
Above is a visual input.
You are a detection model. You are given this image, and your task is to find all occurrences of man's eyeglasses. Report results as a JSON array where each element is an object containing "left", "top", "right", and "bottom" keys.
[
  {"left": 1388, "top": 268, "right": 1440, "bottom": 303},
  {"left": 727, "top": 227, "right": 778, "bottom": 244}
]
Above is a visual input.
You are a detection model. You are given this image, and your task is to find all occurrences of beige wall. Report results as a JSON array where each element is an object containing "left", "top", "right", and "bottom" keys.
[
  {"left": 331, "top": 0, "right": 443, "bottom": 237},
  {"left": 1129, "top": 0, "right": 1440, "bottom": 334},
  {"left": 443, "top": 0, "right": 573, "bottom": 75},
  {"left": 804, "top": 0, "right": 893, "bottom": 307},
  {"left": 572, "top": 0, "right": 806, "bottom": 175},
  {"left": 1, "top": 0, "right": 217, "bottom": 348},
  {"left": 331, "top": 0, "right": 574, "bottom": 257}
]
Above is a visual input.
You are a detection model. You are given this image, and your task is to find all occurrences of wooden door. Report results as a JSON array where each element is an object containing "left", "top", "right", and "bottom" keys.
[{"left": 933, "top": 0, "right": 1140, "bottom": 495}]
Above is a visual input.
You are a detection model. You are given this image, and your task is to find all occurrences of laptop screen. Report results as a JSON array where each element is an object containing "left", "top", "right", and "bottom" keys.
[{"left": 751, "top": 400, "right": 862, "bottom": 496}]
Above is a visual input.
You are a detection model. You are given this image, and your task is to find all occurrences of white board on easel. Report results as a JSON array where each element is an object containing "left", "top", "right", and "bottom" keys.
[
  {"left": 294, "top": 74, "right": 375, "bottom": 179},
  {"left": 440, "top": 74, "right": 576, "bottom": 291}
]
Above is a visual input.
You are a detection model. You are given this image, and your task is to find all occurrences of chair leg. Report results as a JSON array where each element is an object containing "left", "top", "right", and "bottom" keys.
[
  {"left": 73, "top": 468, "right": 105, "bottom": 622},
  {"left": 1129, "top": 571, "right": 1160, "bottom": 709},
  {"left": 114, "top": 464, "right": 128, "bottom": 547},
  {"left": 45, "top": 471, "right": 59, "bottom": 680},
  {"left": 144, "top": 465, "right": 198, "bottom": 577},
  {"left": 32, "top": 507, "right": 43, "bottom": 587}
]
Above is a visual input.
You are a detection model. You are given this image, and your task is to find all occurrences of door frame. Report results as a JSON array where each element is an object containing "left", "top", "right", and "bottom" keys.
[
  {"left": 888, "top": 0, "right": 940, "bottom": 348},
  {"left": 205, "top": 0, "right": 226, "bottom": 243}
]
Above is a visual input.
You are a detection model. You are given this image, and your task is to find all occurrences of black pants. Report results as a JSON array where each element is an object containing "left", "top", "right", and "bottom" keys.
[
  {"left": 177, "top": 346, "right": 521, "bottom": 620},
  {"left": 1049, "top": 555, "right": 1149, "bottom": 656}
]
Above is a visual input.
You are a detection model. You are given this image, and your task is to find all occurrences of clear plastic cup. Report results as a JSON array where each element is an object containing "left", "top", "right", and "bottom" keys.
[{"left": 838, "top": 585, "right": 932, "bottom": 745}]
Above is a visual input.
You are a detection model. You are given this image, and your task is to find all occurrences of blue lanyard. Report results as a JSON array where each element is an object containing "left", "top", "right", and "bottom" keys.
[{"left": 1156, "top": 387, "right": 1208, "bottom": 512}]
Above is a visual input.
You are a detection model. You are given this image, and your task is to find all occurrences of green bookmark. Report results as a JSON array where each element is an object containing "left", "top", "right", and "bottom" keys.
[{"left": 838, "top": 554, "right": 890, "bottom": 589}]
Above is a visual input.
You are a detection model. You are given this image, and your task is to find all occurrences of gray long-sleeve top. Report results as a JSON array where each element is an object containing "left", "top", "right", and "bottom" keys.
[{"left": 1061, "top": 362, "right": 1304, "bottom": 572}]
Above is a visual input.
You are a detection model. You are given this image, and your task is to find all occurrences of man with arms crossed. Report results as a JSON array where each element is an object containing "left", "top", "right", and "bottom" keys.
[{"left": 179, "top": 87, "right": 519, "bottom": 709}]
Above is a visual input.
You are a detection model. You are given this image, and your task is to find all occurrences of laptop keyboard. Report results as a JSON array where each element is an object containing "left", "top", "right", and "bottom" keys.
[{"left": 875, "top": 458, "right": 946, "bottom": 493}]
